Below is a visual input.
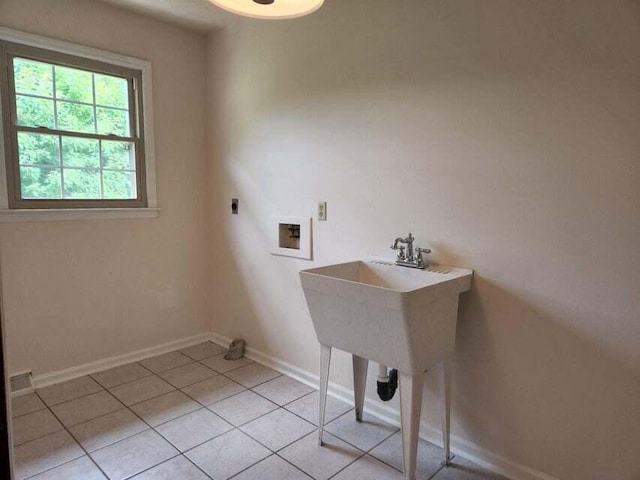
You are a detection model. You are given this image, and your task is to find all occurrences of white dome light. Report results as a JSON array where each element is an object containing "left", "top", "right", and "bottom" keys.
[{"left": 209, "top": 0, "right": 324, "bottom": 19}]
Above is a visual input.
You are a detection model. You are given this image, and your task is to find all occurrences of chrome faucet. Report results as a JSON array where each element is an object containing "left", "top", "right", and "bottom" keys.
[{"left": 390, "top": 233, "right": 431, "bottom": 269}]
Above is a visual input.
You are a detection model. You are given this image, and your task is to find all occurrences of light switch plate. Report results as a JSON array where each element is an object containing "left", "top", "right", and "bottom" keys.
[{"left": 318, "top": 201, "right": 327, "bottom": 221}]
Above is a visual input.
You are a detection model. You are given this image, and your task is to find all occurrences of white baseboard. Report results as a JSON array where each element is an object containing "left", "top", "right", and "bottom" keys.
[
  {"left": 29, "top": 332, "right": 211, "bottom": 389},
  {"left": 210, "top": 331, "right": 559, "bottom": 480}
]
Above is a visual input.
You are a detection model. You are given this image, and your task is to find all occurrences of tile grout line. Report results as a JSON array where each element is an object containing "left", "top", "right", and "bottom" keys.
[
  {"left": 119, "top": 452, "right": 184, "bottom": 480},
  {"left": 225, "top": 453, "right": 280, "bottom": 480},
  {"left": 156, "top": 366, "right": 220, "bottom": 390},
  {"left": 11, "top": 412, "right": 66, "bottom": 448},
  {"left": 176, "top": 379, "right": 245, "bottom": 411},
  {"left": 272, "top": 428, "right": 367, "bottom": 480},
  {"left": 324, "top": 452, "right": 368, "bottom": 480},
  {"left": 272, "top": 452, "right": 318, "bottom": 480},
  {"left": 214, "top": 450, "right": 278, "bottom": 480},
  {"left": 271, "top": 391, "right": 352, "bottom": 428},
  {"left": 220, "top": 370, "right": 285, "bottom": 390},
  {"left": 194, "top": 353, "right": 256, "bottom": 374},
  {"left": 11, "top": 406, "right": 49, "bottom": 422},
  {"left": 326, "top": 408, "right": 401, "bottom": 449},
  {"left": 224, "top": 452, "right": 312, "bottom": 480},
  {"left": 238, "top": 420, "right": 315, "bottom": 456},
  {"left": 207, "top": 403, "right": 278, "bottom": 430},
  {"left": 37, "top": 384, "right": 106, "bottom": 408},
  {"left": 429, "top": 464, "right": 447, "bottom": 480},
  {"left": 22, "top": 390, "right": 112, "bottom": 480},
  {"left": 182, "top": 454, "right": 216, "bottom": 480},
  {"left": 149, "top": 409, "right": 233, "bottom": 454},
  {"left": 90, "top": 361, "right": 155, "bottom": 390}
]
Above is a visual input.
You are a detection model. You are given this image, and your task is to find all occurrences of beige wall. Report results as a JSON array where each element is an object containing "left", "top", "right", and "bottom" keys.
[
  {"left": 0, "top": 0, "right": 211, "bottom": 375},
  {"left": 205, "top": 1, "right": 640, "bottom": 479}
]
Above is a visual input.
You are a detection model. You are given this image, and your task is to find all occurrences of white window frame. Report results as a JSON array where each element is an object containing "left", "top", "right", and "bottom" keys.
[{"left": 0, "top": 27, "right": 158, "bottom": 222}]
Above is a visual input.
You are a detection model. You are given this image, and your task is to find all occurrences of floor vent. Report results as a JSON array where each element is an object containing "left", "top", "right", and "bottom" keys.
[{"left": 10, "top": 371, "right": 34, "bottom": 396}]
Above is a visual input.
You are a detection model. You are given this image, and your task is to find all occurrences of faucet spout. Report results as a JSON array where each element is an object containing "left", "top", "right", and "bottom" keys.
[{"left": 391, "top": 237, "right": 405, "bottom": 249}]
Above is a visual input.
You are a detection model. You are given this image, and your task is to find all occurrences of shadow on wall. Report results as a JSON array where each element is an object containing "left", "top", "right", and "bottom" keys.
[{"left": 455, "top": 276, "right": 640, "bottom": 479}]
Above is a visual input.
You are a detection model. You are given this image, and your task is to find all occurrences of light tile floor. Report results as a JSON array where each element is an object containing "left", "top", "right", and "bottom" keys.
[{"left": 11, "top": 342, "right": 509, "bottom": 480}]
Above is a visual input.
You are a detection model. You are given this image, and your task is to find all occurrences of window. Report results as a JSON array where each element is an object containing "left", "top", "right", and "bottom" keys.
[{"left": 0, "top": 38, "right": 151, "bottom": 210}]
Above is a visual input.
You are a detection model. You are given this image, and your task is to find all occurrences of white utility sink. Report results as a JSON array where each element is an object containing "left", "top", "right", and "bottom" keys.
[
  {"left": 300, "top": 260, "right": 472, "bottom": 374},
  {"left": 300, "top": 260, "right": 472, "bottom": 480}
]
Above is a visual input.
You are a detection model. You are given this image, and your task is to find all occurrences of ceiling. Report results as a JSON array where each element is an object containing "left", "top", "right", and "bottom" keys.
[{"left": 99, "top": 0, "right": 235, "bottom": 32}]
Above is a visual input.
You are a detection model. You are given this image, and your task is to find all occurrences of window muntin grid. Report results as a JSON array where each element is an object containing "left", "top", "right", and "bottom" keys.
[{"left": 1, "top": 41, "right": 147, "bottom": 209}]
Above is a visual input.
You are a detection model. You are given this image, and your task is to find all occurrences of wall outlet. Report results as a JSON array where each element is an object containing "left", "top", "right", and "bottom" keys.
[
  {"left": 231, "top": 198, "right": 239, "bottom": 215},
  {"left": 318, "top": 201, "right": 327, "bottom": 221}
]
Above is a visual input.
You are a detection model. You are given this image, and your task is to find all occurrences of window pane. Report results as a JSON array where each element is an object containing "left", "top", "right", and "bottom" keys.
[
  {"left": 16, "top": 95, "right": 55, "bottom": 128},
  {"left": 57, "top": 101, "right": 95, "bottom": 134},
  {"left": 9, "top": 54, "right": 145, "bottom": 206},
  {"left": 95, "top": 74, "right": 128, "bottom": 109},
  {"left": 18, "top": 132, "right": 60, "bottom": 166},
  {"left": 61, "top": 137, "right": 100, "bottom": 169},
  {"left": 102, "top": 141, "right": 135, "bottom": 169},
  {"left": 63, "top": 168, "right": 101, "bottom": 199},
  {"left": 20, "top": 166, "right": 62, "bottom": 199},
  {"left": 103, "top": 170, "right": 136, "bottom": 199},
  {"left": 14, "top": 58, "right": 53, "bottom": 97},
  {"left": 96, "top": 107, "right": 130, "bottom": 136},
  {"left": 55, "top": 66, "right": 93, "bottom": 103}
]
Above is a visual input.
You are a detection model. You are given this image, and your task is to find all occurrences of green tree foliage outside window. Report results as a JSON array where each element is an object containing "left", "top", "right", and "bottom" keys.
[{"left": 13, "top": 58, "right": 137, "bottom": 201}]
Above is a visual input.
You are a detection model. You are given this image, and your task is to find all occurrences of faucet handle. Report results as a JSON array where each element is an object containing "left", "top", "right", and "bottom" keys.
[{"left": 415, "top": 247, "right": 431, "bottom": 267}]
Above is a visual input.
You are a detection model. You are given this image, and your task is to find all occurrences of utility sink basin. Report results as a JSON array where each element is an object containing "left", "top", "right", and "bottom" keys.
[
  {"left": 299, "top": 260, "right": 472, "bottom": 374},
  {"left": 300, "top": 259, "right": 473, "bottom": 480}
]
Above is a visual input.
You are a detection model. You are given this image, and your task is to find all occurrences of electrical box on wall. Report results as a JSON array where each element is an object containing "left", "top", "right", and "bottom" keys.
[{"left": 271, "top": 216, "right": 312, "bottom": 260}]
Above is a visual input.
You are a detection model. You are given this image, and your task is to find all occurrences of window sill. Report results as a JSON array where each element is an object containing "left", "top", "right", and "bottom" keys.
[{"left": 0, "top": 207, "right": 160, "bottom": 223}]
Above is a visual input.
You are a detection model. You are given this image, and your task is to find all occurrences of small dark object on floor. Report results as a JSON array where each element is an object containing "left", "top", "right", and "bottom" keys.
[{"left": 225, "top": 338, "right": 246, "bottom": 360}]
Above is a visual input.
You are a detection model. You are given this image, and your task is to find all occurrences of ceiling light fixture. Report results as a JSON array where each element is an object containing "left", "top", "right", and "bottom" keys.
[{"left": 209, "top": 0, "right": 324, "bottom": 20}]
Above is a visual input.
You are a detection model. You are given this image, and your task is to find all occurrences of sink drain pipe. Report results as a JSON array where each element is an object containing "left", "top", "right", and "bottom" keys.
[{"left": 377, "top": 364, "right": 398, "bottom": 401}]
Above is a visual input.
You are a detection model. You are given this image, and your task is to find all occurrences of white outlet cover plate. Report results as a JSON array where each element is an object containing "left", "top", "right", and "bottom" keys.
[
  {"left": 318, "top": 201, "right": 327, "bottom": 221},
  {"left": 271, "top": 216, "right": 312, "bottom": 260}
]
